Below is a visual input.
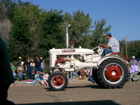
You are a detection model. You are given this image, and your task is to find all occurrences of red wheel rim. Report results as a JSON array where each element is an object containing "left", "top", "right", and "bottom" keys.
[
  {"left": 105, "top": 65, "right": 122, "bottom": 82},
  {"left": 52, "top": 75, "right": 64, "bottom": 87}
]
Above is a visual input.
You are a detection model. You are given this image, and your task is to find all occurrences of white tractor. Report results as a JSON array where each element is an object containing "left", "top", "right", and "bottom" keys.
[{"left": 48, "top": 45, "right": 128, "bottom": 91}]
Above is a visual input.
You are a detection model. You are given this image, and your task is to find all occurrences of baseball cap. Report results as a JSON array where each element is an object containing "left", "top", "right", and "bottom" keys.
[
  {"left": 103, "top": 32, "right": 112, "bottom": 36},
  {"left": 132, "top": 56, "right": 135, "bottom": 58}
]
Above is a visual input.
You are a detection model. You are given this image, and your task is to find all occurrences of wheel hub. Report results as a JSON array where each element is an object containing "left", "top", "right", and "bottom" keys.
[
  {"left": 52, "top": 76, "right": 64, "bottom": 87},
  {"left": 105, "top": 66, "right": 122, "bottom": 82}
]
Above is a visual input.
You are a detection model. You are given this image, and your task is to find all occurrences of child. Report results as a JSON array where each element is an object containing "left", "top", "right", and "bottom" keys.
[
  {"left": 34, "top": 71, "right": 45, "bottom": 85},
  {"left": 42, "top": 71, "right": 49, "bottom": 85}
]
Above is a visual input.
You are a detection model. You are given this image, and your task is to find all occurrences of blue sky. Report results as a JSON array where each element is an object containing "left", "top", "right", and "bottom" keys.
[{"left": 22, "top": 0, "right": 140, "bottom": 41}]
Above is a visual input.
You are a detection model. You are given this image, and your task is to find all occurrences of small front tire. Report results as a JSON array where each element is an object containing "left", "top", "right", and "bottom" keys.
[{"left": 48, "top": 71, "right": 68, "bottom": 91}]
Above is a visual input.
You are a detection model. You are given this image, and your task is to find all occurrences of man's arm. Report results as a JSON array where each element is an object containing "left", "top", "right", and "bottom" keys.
[{"left": 99, "top": 44, "right": 111, "bottom": 49}]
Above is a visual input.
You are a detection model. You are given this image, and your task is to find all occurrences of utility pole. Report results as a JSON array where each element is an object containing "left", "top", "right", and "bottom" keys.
[{"left": 123, "top": 37, "right": 128, "bottom": 58}]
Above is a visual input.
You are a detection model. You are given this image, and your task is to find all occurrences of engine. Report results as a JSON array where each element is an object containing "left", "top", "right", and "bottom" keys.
[{"left": 49, "top": 47, "right": 102, "bottom": 71}]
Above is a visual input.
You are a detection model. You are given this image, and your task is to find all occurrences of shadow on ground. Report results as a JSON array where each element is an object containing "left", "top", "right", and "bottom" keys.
[
  {"left": 45, "top": 84, "right": 123, "bottom": 91},
  {"left": 17, "top": 100, "right": 120, "bottom": 105},
  {"left": 45, "top": 84, "right": 103, "bottom": 91}
]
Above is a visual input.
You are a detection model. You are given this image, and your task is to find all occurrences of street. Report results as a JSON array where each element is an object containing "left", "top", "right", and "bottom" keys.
[{"left": 8, "top": 78, "right": 140, "bottom": 105}]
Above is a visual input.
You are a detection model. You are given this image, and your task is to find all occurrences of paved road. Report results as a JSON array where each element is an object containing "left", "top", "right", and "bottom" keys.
[{"left": 8, "top": 78, "right": 140, "bottom": 105}]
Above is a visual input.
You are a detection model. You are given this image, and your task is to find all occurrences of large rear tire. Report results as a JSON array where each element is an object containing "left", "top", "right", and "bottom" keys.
[
  {"left": 92, "top": 68, "right": 102, "bottom": 86},
  {"left": 96, "top": 58, "right": 128, "bottom": 88},
  {"left": 48, "top": 71, "right": 68, "bottom": 91}
]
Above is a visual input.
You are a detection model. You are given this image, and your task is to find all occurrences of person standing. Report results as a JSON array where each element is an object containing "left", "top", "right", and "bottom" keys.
[
  {"left": 99, "top": 32, "right": 120, "bottom": 56},
  {"left": 0, "top": 38, "right": 15, "bottom": 104},
  {"left": 25, "top": 57, "right": 34, "bottom": 80},
  {"left": 34, "top": 56, "right": 43, "bottom": 72},
  {"left": 41, "top": 59, "right": 46, "bottom": 72}
]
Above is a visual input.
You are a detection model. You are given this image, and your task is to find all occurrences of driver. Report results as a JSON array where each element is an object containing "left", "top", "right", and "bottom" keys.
[{"left": 99, "top": 32, "right": 120, "bottom": 56}]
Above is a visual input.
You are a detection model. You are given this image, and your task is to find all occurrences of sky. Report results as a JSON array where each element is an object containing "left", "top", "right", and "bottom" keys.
[{"left": 22, "top": 0, "right": 140, "bottom": 41}]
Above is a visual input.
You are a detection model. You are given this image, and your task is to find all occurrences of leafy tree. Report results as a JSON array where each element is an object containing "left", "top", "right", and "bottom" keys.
[
  {"left": 0, "top": 0, "right": 31, "bottom": 20},
  {"left": 9, "top": 4, "right": 42, "bottom": 60},
  {"left": 91, "top": 19, "right": 111, "bottom": 47},
  {"left": 40, "top": 9, "right": 65, "bottom": 50},
  {"left": 0, "top": 1, "right": 12, "bottom": 40},
  {"left": 63, "top": 10, "right": 92, "bottom": 48},
  {"left": 127, "top": 40, "right": 140, "bottom": 58}
]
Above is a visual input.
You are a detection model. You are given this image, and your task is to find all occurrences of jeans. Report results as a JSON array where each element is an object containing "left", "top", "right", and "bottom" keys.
[
  {"left": 18, "top": 72, "right": 23, "bottom": 79},
  {"left": 36, "top": 67, "right": 43, "bottom": 72},
  {"left": 27, "top": 66, "right": 33, "bottom": 79},
  {"left": 101, "top": 48, "right": 113, "bottom": 56},
  {"left": 13, "top": 73, "right": 16, "bottom": 78}
]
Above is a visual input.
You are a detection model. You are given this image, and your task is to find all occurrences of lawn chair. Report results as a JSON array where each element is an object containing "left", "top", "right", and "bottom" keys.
[{"left": 128, "top": 71, "right": 139, "bottom": 82}]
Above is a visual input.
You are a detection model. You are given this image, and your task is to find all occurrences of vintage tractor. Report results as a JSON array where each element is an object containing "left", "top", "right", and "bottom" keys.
[{"left": 48, "top": 45, "right": 128, "bottom": 91}]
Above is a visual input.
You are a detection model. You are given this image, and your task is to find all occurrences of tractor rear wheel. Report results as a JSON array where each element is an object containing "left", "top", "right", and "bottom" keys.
[
  {"left": 96, "top": 58, "right": 128, "bottom": 88},
  {"left": 48, "top": 71, "right": 68, "bottom": 91},
  {"left": 92, "top": 68, "right": 102, "bottom": 86}
]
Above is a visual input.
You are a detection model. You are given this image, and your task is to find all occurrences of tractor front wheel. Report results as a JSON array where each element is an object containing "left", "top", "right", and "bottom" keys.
[{"left": 48, "top": 71, "right": 68, "bottom": 91}]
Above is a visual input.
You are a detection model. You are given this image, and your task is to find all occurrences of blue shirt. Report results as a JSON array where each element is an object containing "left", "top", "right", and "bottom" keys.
[
  {"left": 35, "top": 74, "right": 40, "bottom": 81},
  {"left": 34, "top": 59, "right": 42, "bottom": 68}
]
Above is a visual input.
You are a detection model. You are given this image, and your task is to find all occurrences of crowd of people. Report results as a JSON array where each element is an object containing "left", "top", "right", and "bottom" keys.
[{"left": 10, "top": 56, "right": 49, "bottom": 85}]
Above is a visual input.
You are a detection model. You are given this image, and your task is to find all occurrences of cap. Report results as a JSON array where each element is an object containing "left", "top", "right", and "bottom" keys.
[
  {"left": 132, "top": 56, "right": 135, "bottom": 58},
  {"left": 40, "top": 57, "right": 43, "bottom": 59},
  {"left": 103, "top": 32, "right": 112, "bottom": 36}
]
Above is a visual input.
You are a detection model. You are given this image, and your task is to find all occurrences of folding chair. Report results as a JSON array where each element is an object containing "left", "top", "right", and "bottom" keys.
[{"left": 128, "top": 71, "right": 139, "bottom": 82}]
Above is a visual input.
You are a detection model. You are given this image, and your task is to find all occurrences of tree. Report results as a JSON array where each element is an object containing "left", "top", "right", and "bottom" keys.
[
  {"left": 127, "top": 40, "right": 140, "bottom": 58},
  {"left": 0, "top": 1, "right": 12, "bottom": 40},
  {"left": 91, "top": 19, "right": 111, "bottom": 47},
  {"left": 63, "top": 10, "right": 92, "bottom": 48},
  {"left": 9, "top": 4, "right": 43, "bottom": 60}
]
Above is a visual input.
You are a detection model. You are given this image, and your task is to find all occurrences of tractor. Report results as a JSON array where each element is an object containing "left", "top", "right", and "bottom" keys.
[{"left": 48, "top": 45, "right": 128, "bottom": 91}]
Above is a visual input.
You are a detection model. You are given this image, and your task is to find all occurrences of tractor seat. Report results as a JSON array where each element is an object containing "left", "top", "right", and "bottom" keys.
[{"left": 106, "top": 52, "right": 119, "bottom": 56}]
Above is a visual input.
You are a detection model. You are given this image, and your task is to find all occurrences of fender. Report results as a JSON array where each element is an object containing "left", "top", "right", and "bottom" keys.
[{"left": 97, "top": 54, "right": 126, "bottom": 67}]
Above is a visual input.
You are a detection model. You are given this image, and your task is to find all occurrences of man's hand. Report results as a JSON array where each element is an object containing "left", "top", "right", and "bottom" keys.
[
  {"left": 99, "top": 44, "right": 110, "bottom": 49},
  {"left": 99, "top": 44, "right": 104, "bottom": 47}
]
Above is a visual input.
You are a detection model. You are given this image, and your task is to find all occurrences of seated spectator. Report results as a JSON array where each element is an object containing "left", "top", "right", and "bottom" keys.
[
  {"left": 129, "top": 56, "right": 139, "bottom": 74},
  {"left": 10, "top": 62, "right": 17, "bottom": 79},
  {"left": 42, "top": 71, "right": 49, "bottom": 85},
  {"left": 16, "top": 63, "right": 24, "bottom": 81},
  {"left": 34, "top": 71, "right": 45, "bottom": 85}
]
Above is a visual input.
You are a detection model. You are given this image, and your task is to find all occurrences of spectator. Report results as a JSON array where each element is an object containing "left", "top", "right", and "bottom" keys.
[
  {"left": 85, "top": 68, "right": 90, "bottom": 78},
  {"left": 0, "top": 37, "right": 15, "bottom": 104},
  {"left": 10, "top": 62, "right": 17, "bottom": 79},
  {"left": 129, "top": 56, "right": 139, "bottom": 74},
  {"left": 34, "top": 56, "right": 43, "bottom": 72},
  {"left": 30, "top": 58, "right": 35, "bottom": 70},
  {"left": 25, "top": 57, "right": 34, "bottom": 80},
  {"left": 18, "top": 57, "right": 24, "bottom": 66},
  {"left": 41, "top": 59, "right": 46, "bottom": 72},
  {"left": 138, "top": 60, "right": 140, "bottom": 72},
  {"left": 88, "top": 68, "right": 95, "bottom": 83},
  {"left": 17, "top": 63, "right": 24, "bottom": 81},
  {"left": 34, "top": 71, "right": 45, "bottom": 85},
  {"left": 42, "top": 71, "right": 49, "bottom": 85}
]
